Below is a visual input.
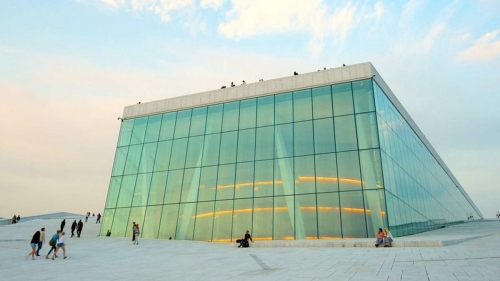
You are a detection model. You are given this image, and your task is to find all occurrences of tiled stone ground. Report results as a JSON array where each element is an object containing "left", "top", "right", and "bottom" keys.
[{"left": 1, "top": 217, "right": 499, "bottom": 281}]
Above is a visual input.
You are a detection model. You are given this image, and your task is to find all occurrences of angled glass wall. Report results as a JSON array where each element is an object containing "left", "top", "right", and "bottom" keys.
[
  {"left": 373, "top": 82, "right": 481, "bottom": 237},
  {"left": 101, "top": 77, "right": 480, "bottom": 241}
]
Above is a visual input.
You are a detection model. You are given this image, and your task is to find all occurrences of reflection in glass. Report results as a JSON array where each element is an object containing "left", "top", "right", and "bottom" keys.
[
  {"left": 232, "top": 199, "right": 253, "bottom": 241},
  {"left": 337, "top": 151, "right": 362, "bottom": 191},
  {"left": 274, "top": 196, "right": 294, "bottom": 240},
  {"left": 194, "top": 201, "right": 215, "bottom": 241},
  {"left": 212, "top": 200, "right": 233, "bottom": 242},
  {"left": 312, "top": 86, "right": 333, "bottom": 119},
  {"left": 144, "top": 114, "right": 162, "bottom": 143},
  {"left": 317, "top": 192, "right": 341, "bottom": 239},
  {"left": 340, "top": 191, "right": 367, "bottom": 238},
  {"left": 176, "top": 203, "right": 196, "bottom": 240},
  {"left": 158, "top": 204, "right": 179, "bottom": 239},
  {"left": 332, "top": 83, "right": 354, "bottom": 116},
  {"left": 293, "top": 89, "right": 312, "bottom": 121},
  {"left": 295, "top": 194, "right": 318, "bottom": 240}
]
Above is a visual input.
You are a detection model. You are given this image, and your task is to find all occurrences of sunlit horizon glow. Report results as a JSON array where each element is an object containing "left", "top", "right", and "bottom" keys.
[{"left": 0, "top": 0, "right": 499, "bottom": 219}]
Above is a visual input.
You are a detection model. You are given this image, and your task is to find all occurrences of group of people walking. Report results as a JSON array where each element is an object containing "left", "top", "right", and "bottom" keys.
[{"left": 28, "top": 228, "right": 66, "bottom": 260}]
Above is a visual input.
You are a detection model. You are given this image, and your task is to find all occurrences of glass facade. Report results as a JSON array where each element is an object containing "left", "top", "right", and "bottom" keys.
[{"left": 101, "top": 77, "right": 480, "bottom": 241}]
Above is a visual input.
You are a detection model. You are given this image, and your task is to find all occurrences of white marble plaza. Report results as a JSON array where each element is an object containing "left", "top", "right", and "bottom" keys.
[{"left": 1, "top": 216, "right": 499, "bottom": 281}]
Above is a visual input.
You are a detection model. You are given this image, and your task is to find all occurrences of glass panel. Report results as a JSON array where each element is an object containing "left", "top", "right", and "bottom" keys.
[
  {"left": 118, "top": 119, "right": 134, "bottom": 147},
  {"left": 359, "top": 149, "right": 384, "bottom": 190},
  {"left": 255, "top": 126, "right": 274, "bottom": 160},
  {"left": 158, "top": 204, "right": 179, "bottom": 239},
  {"left": 123, "top": 144, "right": 142, "bottom": 175},
  {"left": 198, "top": 166, "right": 217, "bottom": 201},
  {"left": 175, "top": 203, "right": 196, "bottom": 240},
  {"left": 275, "top": 123, "right": 293, "bottom": 158},
  {"left": 257, "top": 96, "right": 274, "bottom": 127},
  {"left": 189, "top": 107, "right": 207, "bottom": 136},
  {"left": 138, "top": 142, "right": 157, "bottom": 173},
  {"left": 317, "top": 192, "right": 342, "bottom": 239},
  {"left": 142, "top": 205, "right": 162, "bottom": 239},
  {"left": 219, "top": 131, "right": 238, "bottom": 164},
  {"left": 364, "top": 190, "right": 387, "bottom": 238},
  {"left": 185, "top": 136, "right": 204, "bottom": 168},
  {"left": 294, "top": 121, "right": 313, "bottom": 156},
  {"left": 334, "top": 115, "right": 358, "bottom": 152},
  {"left": 180, "top": 168, "right": 201, "bottom": 203},
  {"left": 147, "top": 171, "right": 167, "bottom": 206},
  {"left": 193, "top": 201, "right": 215, "bottom": 241},
  {"left": 313, "top": 118, "right": 335, "bottom": 154},
  {"left": 222, "top": 101, "right": 240, "bottom": 132},
  {"left": 164, "top": 170, "right": 183, "bottom": 204},
  {"left": 332, "top": 82, "right": 354, "bottom": 116},
  {"left": 169, "top": 138, "right": 188, "bottom": 170},
  {"left": 153, "top": 140, "right": 172, "bottom": 172},
  {"left": 275, "top": 93, "right": 293, "bottom": 124},
  {"left": 174, "top": 109, "right": 192, "bottom": 139},
  {"left": 132, "top": 173, "right": 152, "bottom": 207},
  {"left": 253, "top": 197, "right": 273, "bottom": 240},
  {"left": 110, "top": 208, "right": 130, "bottom": 237},
  {"left": 116, "top": 175, "right": 137, "bottom": 207},
  {"left": 337, "top": 151, "right": 362, "bottom": 191},
  {"left": 254, "top": 160, "right": 274, "bottom": 197},
  {"left": 294, "top": 156, "right": 316, "bottom": 194},
  {"left": 237, "top": 129, "right": 255, "bottom": 162},
  {"left": 232, "top": 198, "right": 253, "bottom": 241},
  {"left": 130, "top": 117, "right": 148, "bottom": 145},
  {"left": 158, "top": 112, "right": 177, "bottom": 141},
  {"left": 105, "top": 176, "right": 122, "bottom": 208},
  {"left": 206, "top": 104, "right": 223, "bottom": 134},
  {"left": 312, "top": 86, "right": 333, "bottom": 119},
  {"left": 293, "top": 89, "right": 312, "bottom": 121},
  {"left": 216, "top": 164, "right": 235, "bottom": 200},
  {"left": 340, "top": 191, "right": 367, "bottom": 238},
  {"left": 274, "top": 196, "right": 294, "bottom": 240},
  {"left": 212, "top": 200, "right": 233, "bottom": 242},
  {"left": 315, "top": 153, "right": 338, "bottom": 193},
  {"left": 235, "top": 162, "right": 254, "bottom": 199},
  {"left": 295, "top": 194, "right": 318, "bottom": 240},
  {"left": 356, "top": 113, "right": 379, "bottom": 149},
  {"left": 144, "top": 114, "right": 162, "bottom": 143},
  {"left": 239, "top": 99, "right": 256, "bottom": 129},
  {"left": 126, "top": 206, "right": 146, "bottom": 238},
  {"left": 274, "top": 157, "right": 294, "bottom": 196},
  {"left": 202, "top": 133, "right": 220, "bottom": 166},
  {"left": 111, "top": 146, "right": 128, "bottom": 176},
  {"left": 352, "top": 79, "right": 375, "bottom": 113},
  {"left": 100, "top": 209, "right": 115, "bottom": 236}
]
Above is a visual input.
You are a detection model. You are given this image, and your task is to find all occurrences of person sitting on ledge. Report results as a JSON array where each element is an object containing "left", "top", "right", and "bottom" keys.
[
  {"left": 293, "top": 71, "right": 298, "bottom": 75},
  {"left": 231, "top": 82, "right": 235, "bottom": 87},
  {"left": 383, "top": 228, "right": 393, "bottom": 247},
  {"left": 237, "top": 230, "right": 253, "bottom": 248},
  {"left": 375, "top": 228, "right": 384, "bottom": 247}
]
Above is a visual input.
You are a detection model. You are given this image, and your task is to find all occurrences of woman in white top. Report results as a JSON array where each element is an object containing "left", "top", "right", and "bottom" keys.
[
  {"left": 383, "top": 228, "right": 393, "bottom": 247},
  {"left": 52, "top": 232, "right": 67, "bottom": 259}
]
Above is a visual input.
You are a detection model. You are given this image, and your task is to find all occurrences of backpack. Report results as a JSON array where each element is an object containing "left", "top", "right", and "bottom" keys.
[{"left": 49, "top": 239, "right": 55, "bottom": 247}]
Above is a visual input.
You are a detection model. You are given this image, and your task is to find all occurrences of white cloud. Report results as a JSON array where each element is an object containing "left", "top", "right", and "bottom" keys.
[
  {"left": 218, "top": 0, "right": 382, "bottom": 55},
  {"left": 0, "top": 45, "right": 24, "bottom": 54},
  {"left": 100, "top": 0, "right": 124, "bottom": 8},
  {"left": 458, "top": 30, "right": 500, "bottom": 62},
  {"left": 200, "top": 0, "right": 224, "bottom": 9}
]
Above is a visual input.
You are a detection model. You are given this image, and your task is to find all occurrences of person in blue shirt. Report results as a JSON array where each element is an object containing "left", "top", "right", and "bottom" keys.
[{"left": 45, "top": 230, "right": 60, "bottom": 259}]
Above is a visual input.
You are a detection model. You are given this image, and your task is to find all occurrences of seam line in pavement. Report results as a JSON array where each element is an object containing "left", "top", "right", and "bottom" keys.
[{"left": 249, "top": 254, "right": 271, "bottom": 270}]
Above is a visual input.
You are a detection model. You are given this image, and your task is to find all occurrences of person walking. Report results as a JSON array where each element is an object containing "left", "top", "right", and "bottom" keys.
[
  {"left": 27, "top": 230, "right": 41, "bottom": 260},
  {"left": 70, "top": 220, "right": 77, "bottom": 237},
  {"left": 131, "top": 222, "right": 136, "bottom": 242},
  {"left": 36, "top": 228, "right": 45, "bottom": 256},
  {"left": 12, "top": 215, "right": 16, "bottom": 224},
  {"left": 60, "top": 219, "right": 66, "bottom": 232},
  {"left": 52, "top": 232, "right": 67, "bottom": 260},
  {"left": 45, "top": 230, "right": 60, "bottom": 259},
  {"left": 85, "top": 213, "right": 89, "bottom": 223},
  {"left": 77, "top": 219, "right": 83, "bottom": 237},
  {"left": 133, "top": 224, "right": 140, "bottom": 245},
  {"left": 96, "top": 213, "right": 101, "bottom": 224},
  {"left": 17, "top": 215, "right": 20, "bottom": 222}
]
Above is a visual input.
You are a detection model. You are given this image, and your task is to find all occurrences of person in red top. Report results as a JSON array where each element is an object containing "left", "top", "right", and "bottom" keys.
[{"left": 375, "top": 228, "right": 384, "bottom": 247}]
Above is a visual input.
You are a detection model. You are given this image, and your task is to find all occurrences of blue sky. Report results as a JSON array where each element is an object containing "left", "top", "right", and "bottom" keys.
[{"left": 0, "top": 0, "right": 499, "bottom": 218}]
